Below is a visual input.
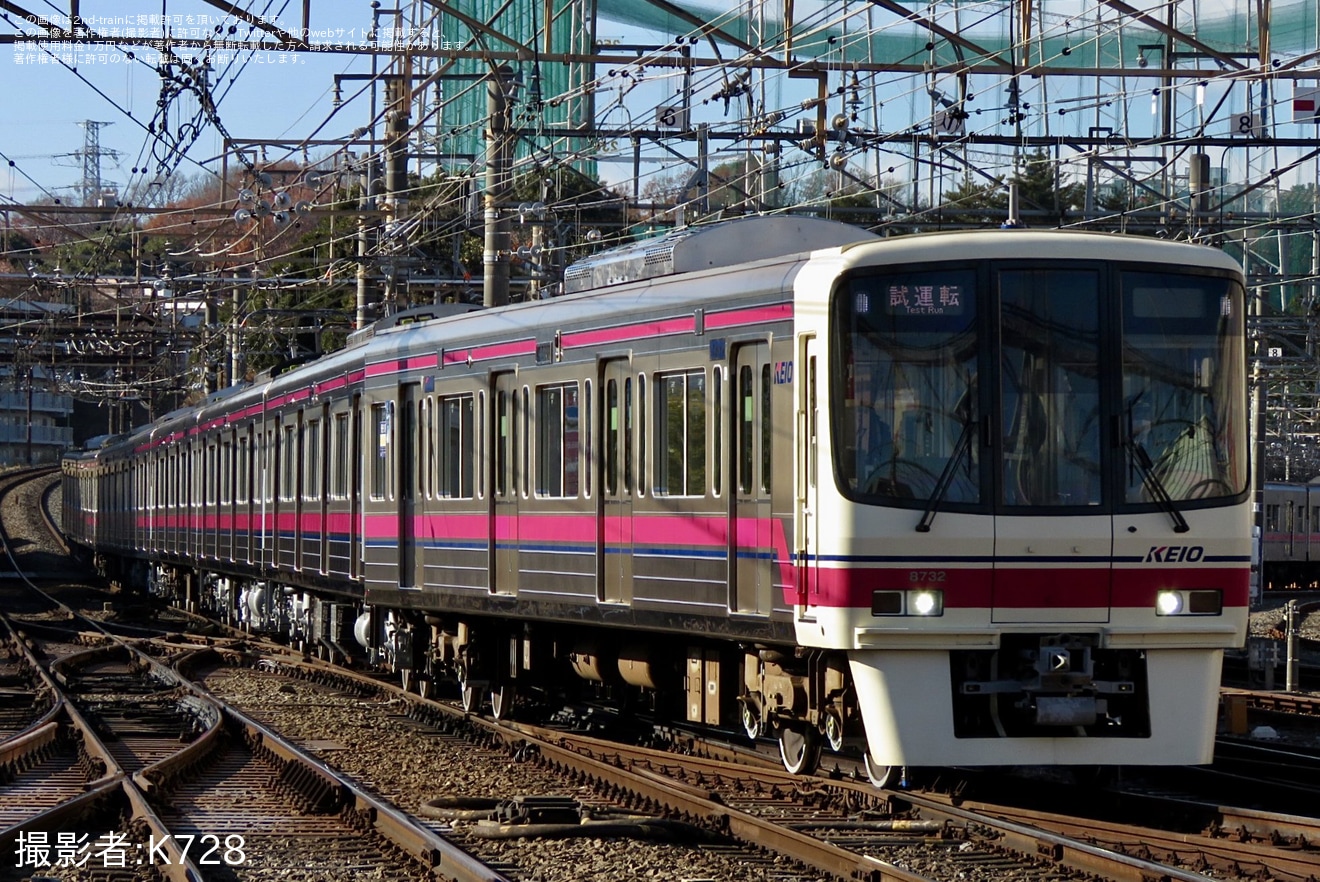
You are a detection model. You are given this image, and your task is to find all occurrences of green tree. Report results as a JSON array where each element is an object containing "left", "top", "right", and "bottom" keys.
[{"left": 939, "top": 150, "right": 1084, "bottom": 228}]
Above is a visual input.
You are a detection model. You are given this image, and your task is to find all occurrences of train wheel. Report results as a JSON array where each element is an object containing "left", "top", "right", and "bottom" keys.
[
  {"left": 399, "top": 668, "right": 413, "bottom": 693},
  {"left": 777, "top": 722, "right": 821, "bottom": 775},
  {"left": 824, "top": 710, "right": 845, "bottom": 753},
  {"left": 416, "top": 677, "right": 433, "bottom": 700},
  {"left": 489, "top": 684, "right": 515, "bottom": 721},
  {"left": 740, "top": 702, "right": 761, "bottom": 740},
  {"left": 864, "top": 752, "right": 898, "bottom": 789},
  {"left": 459, "top": 679, "right": 481, "bottom": 714}
]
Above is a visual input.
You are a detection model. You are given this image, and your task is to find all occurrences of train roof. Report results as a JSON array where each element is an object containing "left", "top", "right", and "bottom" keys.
[{"left": 833, "top": 227, "right": 1244, "bottom": 274}]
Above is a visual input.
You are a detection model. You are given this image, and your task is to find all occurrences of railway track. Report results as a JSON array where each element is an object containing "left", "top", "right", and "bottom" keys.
[
  {"left": 191, "top": 645, "right": 1320, "bottom": 882},
  {"left": 0, "top": 470, "right": 508, "bottom": 882},
  {"left": 0, "top": 625, "right": 506, "bottom": 882},
  {"left": 6, "top": 465, "right": 1320, "bottom": 881}
]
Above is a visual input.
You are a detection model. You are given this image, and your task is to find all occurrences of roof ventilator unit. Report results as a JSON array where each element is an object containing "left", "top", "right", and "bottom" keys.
[{"left": 561, "top": 216, "right": 876, "bottom": 295}]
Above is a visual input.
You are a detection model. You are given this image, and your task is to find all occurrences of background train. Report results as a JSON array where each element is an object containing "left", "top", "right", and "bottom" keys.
[
  {"left": 1261, "top": 481, "right": 1320, "bottom": 587},
  {"left": 62, "top": 216, "right": 1251, "bottom": 783}
]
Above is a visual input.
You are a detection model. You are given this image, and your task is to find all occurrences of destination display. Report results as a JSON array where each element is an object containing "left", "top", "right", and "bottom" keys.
[{"left": 860, "top": 281, "right": 968, "bottom": 316}]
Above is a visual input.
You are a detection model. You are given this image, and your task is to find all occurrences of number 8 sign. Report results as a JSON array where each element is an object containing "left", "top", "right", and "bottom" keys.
[{"left": 1235, "top": 112, "right": 1263, "bottom": 138}]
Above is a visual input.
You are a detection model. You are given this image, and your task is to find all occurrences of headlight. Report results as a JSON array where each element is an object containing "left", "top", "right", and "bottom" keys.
[
  {"left": 871, "top": 589, "right": 944, "bottom": 617},
  {"left": 910, "top": 589, "right": 943, "bottom": 616},
  {"left": 1156, "top": 589, "right": 1222, "bottom": 616},
  {"left": 1156, "top": 590, "right": 1183, "bottom": 616}
]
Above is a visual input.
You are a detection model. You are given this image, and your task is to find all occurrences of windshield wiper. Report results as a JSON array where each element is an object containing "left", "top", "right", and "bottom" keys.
[
  {"left": 1126, "top": 437, "right": 1190, "bottom": 534},
  {"left": 916, "top": 420, "right": 976, "bottom": 533}
]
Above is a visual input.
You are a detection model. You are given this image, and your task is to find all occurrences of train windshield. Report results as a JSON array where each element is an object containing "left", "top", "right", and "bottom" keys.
[
  {"left": 835, "top": 268, "right": 980, "bottom": 505},
  {"left": 1121, "top": 271, "right": 1246, "bottom": 503},
  {"left": 834, "top": 261, "right": 1246, "bottom": 511},
  {"left": 999, "top": 268, "right": 1103, "bottom": 507}
]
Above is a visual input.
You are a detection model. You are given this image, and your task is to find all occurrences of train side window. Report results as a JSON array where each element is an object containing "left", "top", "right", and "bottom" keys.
[
  {"left": 207, "top": 444, "right": 217, "bottom": 505},
  {"left": 712, "top": 367, "right": 722, "bottom": 496},
  {"left": 477, "top": 392, "right": 486, "bottom": 499},
  {"left": 400, "top": 392, "right": 417, "bottom": 502},
  {"left": 305, "top": 420, "right": 321, "bottom": 501},
  {"left": 637, "top": 374, "right": 646, "bottom": 497},
  {"left": 1266, "top": 504, "right": 1280, "bottom": 532},
  {"left": 656, "top": 368, "right": 706, "bottom": 497},
  {"left": 371, "top": 402, "right": 390, "bottom": 500},
  {"left": 419, "top": 398, "right": 432, "bottom": 500},
  {"left": 264, "top": 430, "right": 275, "bottom": 504},
  {"left": 236, "top": 434, "right": 247, "bottom": 504},
  {"left": 496, "top": 391, "right": 509, "bottom": 498},
  {"left": 536, "top": 382, "right": 579, "bottom": 498},
  {"left": 439, "top": 394, "right": 475, "bottom": 499},
  {"left": 606, "top": 378, "right": 619, "bottom": 495},
  {"left": 332, "top": 413, "right": 349, "bottom": 500},
  {"left": 522, "top": 387, "right": 530, "bottom": 498},
  {"left": 624, "top": 377, "right": 633, "bottom": 494},
  {"left": 808, "top": 354, "right": 818, "bottom": 489},
  {"left": 272, "top": 427, "right": 281, "bottom": 502},
  {"left": 281, "top": 424, "right": 297, "bottom": 502},
  {"left": 584, "top": 380, "right": 592, "bottom": 499},
  {"left": 221, "top": 441, "right": 232, "bottom": 504},
  {"left": 351, "top": 399, "right": 362, "bottom": 511},
  {"left": 739, "top": 365, "right": 753, "bottom": 494}
]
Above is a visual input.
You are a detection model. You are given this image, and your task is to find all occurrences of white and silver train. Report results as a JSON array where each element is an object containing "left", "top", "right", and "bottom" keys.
[{"left": 64, "top": 217, "right": 1250, "bottom": 782}]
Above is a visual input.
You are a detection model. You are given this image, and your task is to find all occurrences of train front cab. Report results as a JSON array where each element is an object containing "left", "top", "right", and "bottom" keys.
[{"left": 792, "top": 233, "right": 1250, "bottom": 772}]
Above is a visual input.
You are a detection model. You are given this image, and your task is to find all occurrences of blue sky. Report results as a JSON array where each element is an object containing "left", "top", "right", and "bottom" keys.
[
  {"left": 5, "top": 1, "right": 1318, "bottom": 212},
  {"left": 2, "top": 1, "right": 389, "bottom": 204}
]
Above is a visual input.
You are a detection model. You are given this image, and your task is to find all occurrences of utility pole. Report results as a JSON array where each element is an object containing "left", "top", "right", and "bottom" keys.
[
  {"left": 383, "top": 66, "right": 411, "bottom": 316},
  {"left": 24, "top": 364, "right": 33, "bottom": 465},
  {"left": 230, "top": 270, "right": 245, "bottom": 386},
  {"left": 484, "top": 65, "right": 513, "bottom": 308},
  {"left": 355, "top": 158, "right": 379, "bottom": 330}
]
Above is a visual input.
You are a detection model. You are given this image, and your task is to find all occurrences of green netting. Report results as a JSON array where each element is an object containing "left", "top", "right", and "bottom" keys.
[{"left": 424, "top": 0, "right": 596, "bottom": 177}]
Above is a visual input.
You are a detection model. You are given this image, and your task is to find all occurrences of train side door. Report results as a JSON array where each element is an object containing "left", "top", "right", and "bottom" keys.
[
  {"left": 1304, "top": 483, "right": 1314, "bottom": 565},
  {"left": 797, "top": 335, "right": 821, "bottom": 618},
  {"left": 293, "top": 411, "right": 305, "bottom": 572},
  {"left": 350, "top": 395, "right": 362, "bottom": 581},
  {"left": 318, "top": 404, "right": 330, "bottom": 573},
  {"left": 224, "top": 431, "right": 235, "bottom": 562},
  {"left": 600, "top": 359, "right": 634, "bottom": 604},
  {"left": 399, "top": 383, "right": 418, "bottom": 589},
  {"left": 260, "top": 424, "right": 272, "bottom": 570},
  {"left": 491, "top": 372, "right": 519, "bottom": 596},
  {"left": 733, "top": 341, "right": 773, "bottom": 615},
  {"left": 242, "top": 425, "right": 254, "bottom": 565}
]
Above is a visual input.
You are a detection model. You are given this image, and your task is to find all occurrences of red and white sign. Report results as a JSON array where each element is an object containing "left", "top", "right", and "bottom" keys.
[{"left": 1294, "top": 87, "right": 1320, "bottom": 122}]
